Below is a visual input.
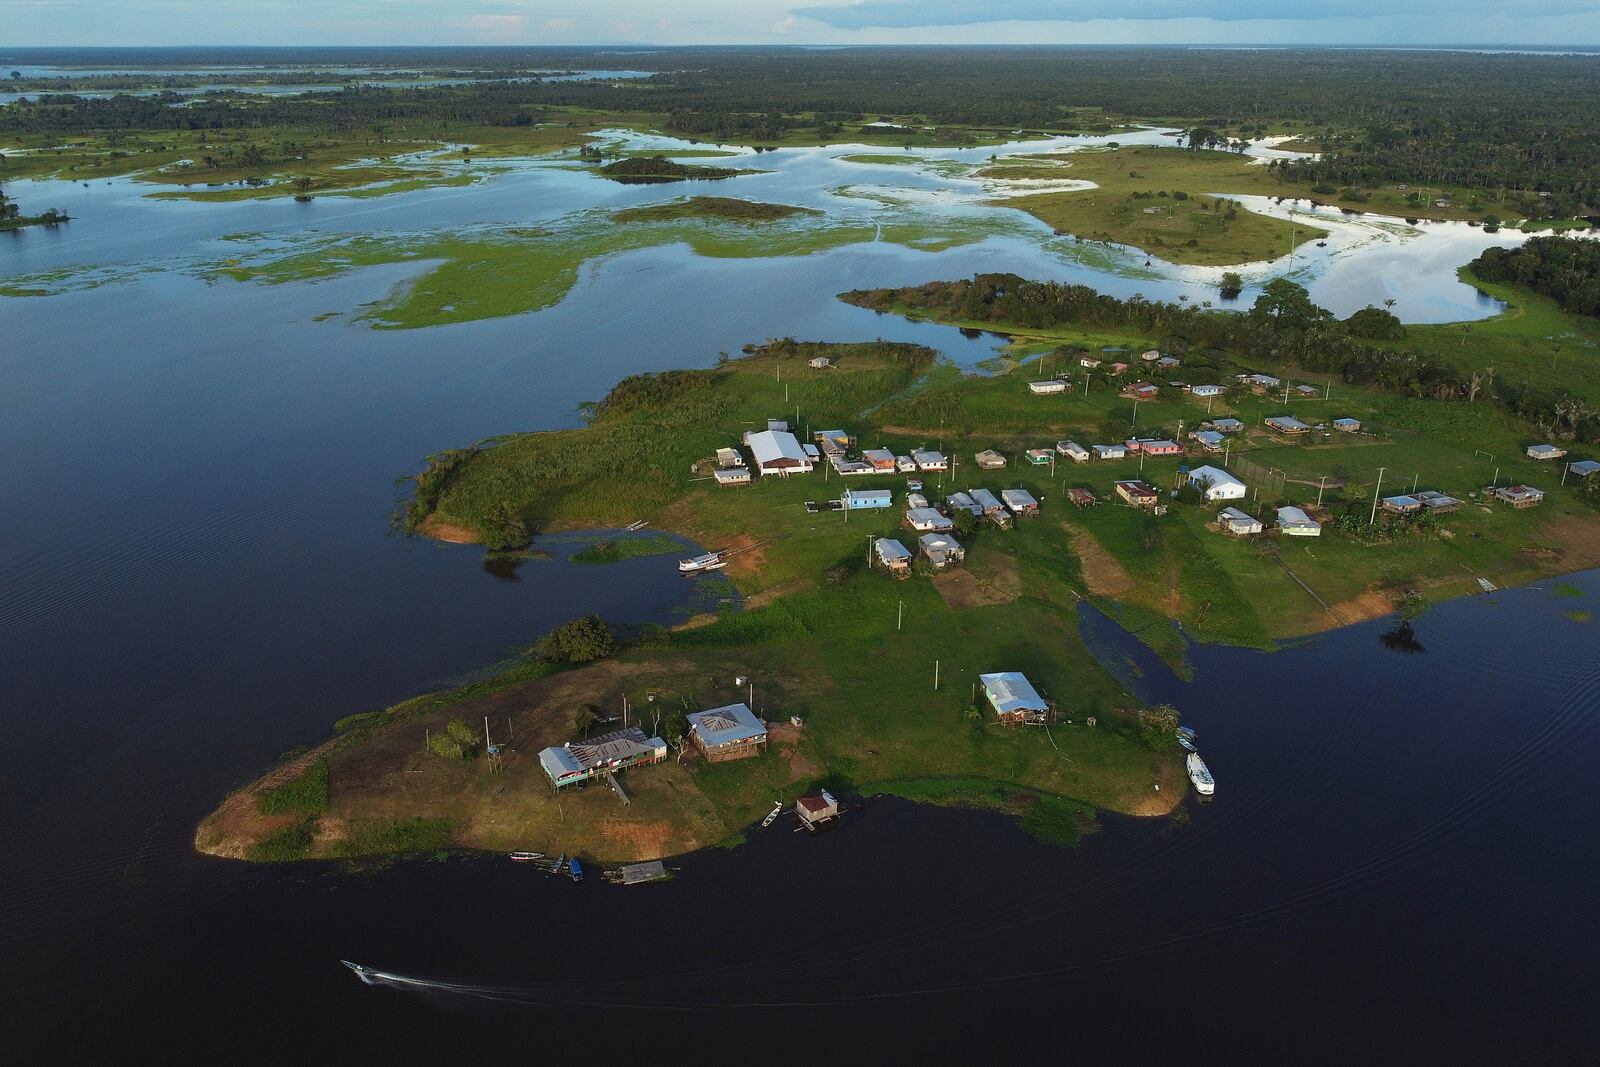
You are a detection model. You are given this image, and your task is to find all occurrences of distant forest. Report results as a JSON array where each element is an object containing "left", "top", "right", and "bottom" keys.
[
  {"left": 4, "top": 47, "right": 1597, "bottom": 217},
  {"left": 1471, "top": 237, "right": 1600, "bottom": 319}
]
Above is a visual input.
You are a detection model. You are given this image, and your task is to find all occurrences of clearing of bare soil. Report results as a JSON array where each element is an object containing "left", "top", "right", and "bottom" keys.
[
  {"left": 934, "top": 550, "right": 1022, "bottom": 609},
  {"left": 1065, "top": 524, "right": 1134, "bottom": 597}
]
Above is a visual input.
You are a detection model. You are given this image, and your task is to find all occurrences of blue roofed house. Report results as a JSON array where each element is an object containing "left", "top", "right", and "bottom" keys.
[
  {"left": 539, "top": 727, "right": 668, "bottom": 792},
  {"left": 978, "top": 672, "right": 1052, "bottom": 725},
  {"left": 687, "top": 703, "right": 768, "bottom": 763}
]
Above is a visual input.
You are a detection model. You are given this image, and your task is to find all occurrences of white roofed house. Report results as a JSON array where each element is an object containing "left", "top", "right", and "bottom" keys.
[
  {"left": 911, "top": 449, "right": 948, "bottom": 472},
  {"left": 1093, "top": 443, "right": 1127, "bottom": 460},
  {"left": 1265, "top": 415, "right": 1311, "bottom": 436},
  {"left": 1193, "top": 429, "right": 1225, "bottom": 453},
  {"left": 1217, "top": 507, "right": 1263, "bottom": 536},
  {"left": 1527, "top": 443, "right": 1567, "bottom": 461},
  {"left": 974, "top": 448, "right": 1007, "bottom": 470},
  {"left": 905, "top": 507, "right": 955, "bottom": 532},
  {"left": 743, "top": 428, "right": 813, "bottom": 476},
  {"left": 1029, "top": 379, "right": 1067, "bottom": 395},
  {"left": 1190, "top": 384, "right": 1226, "bottom": 398},
  {"left": 979, "top": 672, "right": 1052, "bottom": 725},
  {"left": 918, "top": 532, "right": 965, "bottom": 569},
  {"left": 1187, "top": 465, "right": 1246, "bottom": 502},
  {"left": 1494, "top": 484, "right": 1545, "bottom": 508},
  {"left": 1058, "top": 441, "right": 1090, "bottom": 463},
  {"left": 1277, "top": 505, "right": 1322, "bottom": 536},
  {"left": 873, "top": 537, "right": 913, "bottom": 574},
  {"left": 687, "top": 703, "right": 768, "bottom": 763},
  {"left": 1210, "top": 418, "right": 1245, "bottom": 434},
  {"left": 946, "top": 491, "right": 983, "bottom": 516},
  {"left": 1001, "top": 488, "right": 1040, "bottom": 516},
  {"left": 807, "top": 356, "right": 832, "bottom": 369},
  {"left": 713, "top": 466, "right": 752, "bottom": 485}
]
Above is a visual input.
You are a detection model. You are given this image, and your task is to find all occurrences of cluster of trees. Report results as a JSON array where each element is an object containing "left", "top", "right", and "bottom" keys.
[
  {"left": 844, "top": 273, "right": 1600, "bottom": 443},
  {"left": 0, "top": 187, "right": 68, "bottom": 228},
  {"left": 1471, "top": 236, "right": 1600, "bottom": 319},
  {"left": 535, "top": 615, "right": 618, "bottom": 664}
]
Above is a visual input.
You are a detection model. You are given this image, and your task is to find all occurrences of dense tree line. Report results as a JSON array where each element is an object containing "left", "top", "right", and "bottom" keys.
[
  {"left": 4, "top": 48, "right": 1596, "bottom": 213},
  {"left": 843, "top": 273, "right": 1600, "bottom": 442},
  {"left": 1471, "top": 236, "right": 1600, "bottom": 318}
]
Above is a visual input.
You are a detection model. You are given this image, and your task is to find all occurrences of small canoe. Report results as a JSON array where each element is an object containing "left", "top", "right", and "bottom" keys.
[{"left": 509, "top": 851, "right": 545, "bottom": 862}]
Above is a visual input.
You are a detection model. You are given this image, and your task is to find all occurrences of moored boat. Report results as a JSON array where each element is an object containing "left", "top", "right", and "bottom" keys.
[
  {"left": 1176, "top": 733, "right": 1196, "bottom": 753},
  {"left": 679, "top": 551, "right": 726, "bottom": 573},
  {"left": 761, "top": 801, "right": 783, "bottom": 827},
  {"left": 1187, "top": 752, "right": 1215, "bottom": 796},
  {"left": 508, "top": 851, "right": 545, "bottom": 862}
]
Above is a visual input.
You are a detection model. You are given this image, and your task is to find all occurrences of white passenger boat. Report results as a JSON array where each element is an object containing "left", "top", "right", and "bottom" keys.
[
  {"left": 1187, "top": 752, "right": 1215, "bottom": 796},
  {"left": 678, "top": 551, "right": 726, "bottom": 574}
]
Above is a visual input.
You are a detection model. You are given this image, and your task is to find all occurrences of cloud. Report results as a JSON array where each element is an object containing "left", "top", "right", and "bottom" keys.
[
  {"left": 794, "top": 0, "right": 1598, "bottom": 27},
  {"left": 772, "top": 14, "right": 800, "bottom": 32}
]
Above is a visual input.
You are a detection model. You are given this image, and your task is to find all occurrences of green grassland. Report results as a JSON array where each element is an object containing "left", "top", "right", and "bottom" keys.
[{"left": 980, "top": 147, "right": 1328, "bottom": 266}]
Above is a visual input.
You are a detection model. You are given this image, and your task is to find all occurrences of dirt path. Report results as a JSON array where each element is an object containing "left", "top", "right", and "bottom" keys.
[{"left": 1063, "top": 524, "right": 1134, "bottom": 597}]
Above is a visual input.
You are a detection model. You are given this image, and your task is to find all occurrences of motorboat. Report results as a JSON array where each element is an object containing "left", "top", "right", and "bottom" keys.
[
  {"left": 1187, "top": 752, "right": 1215, "bottom": 796},
  {"left": 678, "top": 551, "right": 726, "bottom": 574}
]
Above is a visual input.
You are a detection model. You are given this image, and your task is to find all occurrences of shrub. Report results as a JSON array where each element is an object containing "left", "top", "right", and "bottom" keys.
[
  {"left": 256, "top": 760, "right": 328, "bottom": 817},
  {"left": 1136, "top": 704, "right": 1181, "bottom": 748},
  {"left": 536, "top": 614, "right": 618, "bottom": 663}
]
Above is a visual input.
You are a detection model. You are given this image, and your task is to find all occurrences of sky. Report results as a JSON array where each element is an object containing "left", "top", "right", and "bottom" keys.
[{"left": 4, "top": 0, "right": 1600, "bottom": 48}]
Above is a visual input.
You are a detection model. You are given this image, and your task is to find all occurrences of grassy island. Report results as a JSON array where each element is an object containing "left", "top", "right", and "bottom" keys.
[
  {"left": 197, "top": 338, "right": 1195, "bottom": 865},
  {"left": 596, "top": 155, "right": 757, "bottom": 184},
  {"left": 612, "top": 196, "right": 821, "bottom": 224}
]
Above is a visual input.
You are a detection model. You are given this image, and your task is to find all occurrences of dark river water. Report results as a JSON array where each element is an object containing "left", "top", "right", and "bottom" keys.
[{"left": 2, "top": 144, "right": 1596, "bottom": 1058}]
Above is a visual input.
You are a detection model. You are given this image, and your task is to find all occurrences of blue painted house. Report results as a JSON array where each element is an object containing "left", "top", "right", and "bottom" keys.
[{"left": 842, "top": 488, "right": 893, "bottom": 510}]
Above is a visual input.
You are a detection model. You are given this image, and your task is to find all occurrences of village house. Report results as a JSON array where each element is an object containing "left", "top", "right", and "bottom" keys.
[
  {"left": 713, "top": 466, "right": 752, "bottom": 485},
  {"left": 906, "top": 492, "right": 930, "bottom": 510},
  {"left": 1121, "top": 381, "right": 1161, "bottom": 400},
  {"left": 1107, "top": 361, "right": 1130, "bottom": 375},
  {"left": 1191, "top": 383, "right": 1226, "bottom": 399},
  {"left": 1093, "top": 443, "right": 1128, "bottom": 460},
  {"left": 1218, "top": 507, "right": 1263, "bottom": 536},
  {"left": 1265, "top": 415, "right": 1311, "bottom": 436},
  {"left": 979, "top": 672, "right": 1052, "bottom": 725},
  {"left": 1333, "top": 417, "right": 1361, "bottom": 433},
  {"left": 1239, "top": 372, "right": 1282, "bottom": 394},
  {"left": 945, "top": 491, "right": 982, "bottom": 516},
  {"left": 1193, "top": 429, "right": 1226, "bottom": 453},
  {"left": 1381, "top": 494, "right": 1423, "bottom": 515},
  {"left": 1029, "top": 379, "right": 1067, "bottom": 395},
  {"left": 862, "top": 447, "right": 897, "bottom": 471},
  {"left": 1080, "top": 356, "right": 1102, "bottom": 369},
  {"left": 687, "top": 703, "right": 768, "bottom": 763},
  {"left": 807, "top": 356, "right": 832, "bottom": 369},
  {"left": 968, "top": 487, "right": 1005, "bottom": 514},
  {"left": 873, "top": 537, "right": 913, "bottom": 574},
  {"left": 1209, "top": 417, "right": 1245, "bottom": 434},
  {"left": 1127, "top": 438, "right": 1183, "bottom": 457},
  {"left": 539, "top": 727, "right": 668, "bottom": 792},
  {"left": 1188, "top": 465, "right": 1246, "bottom": 501},
  {"left": 796, "top": 790, "right": 841, "bottom": 830},
  {"left": 1058, "top": 440, "right": 1091, "bottom": 463},
  {"left": 1294, "top": 384, "right": 1320, "bottom": 398},
  {"left": 1526, "top": 443, "right": 1567, "bottom": 461},
  {"left": 905, "top": 506, "right": 955, "bottom": 532},
  {"left": 911, "top": 449, "right": 948, "bottom": 472},
  {"left": 1569, "top": 459, "right": 1600, "bottom": 479},
  {"left": 843, "top": 487, "right": 893, "bottom": 510},
  {"left": 1068, "top": 487, "right": 1097, "bottom": 507},
  {"left": 1001, "top": 488, "right": 1040, "bottom": 516},
  {"left": 716, "top": 446, "right": 744, "bottom": 468},
  {"left": 1115, "top": 480, "right": 1160, "bottom": 507},
  {"left": 919, "top": 532, "right": 965, "bottom": 568},
  {"left": 1494, "top": 484, "right": 1545, "bottom": 509},
  {"left": 1157, "top": 356, "right": 1182, "bottom": 371},
  {"left": 1416, "top": 490, "right": 1461, "bottom": 513},
  {"left": 743, "top": 428, "right": 814, "bottom": 476},
  {"left": 1140, "top": 349, "right": 1162, "bottom": 363},
  {"left": 767, "top": 419, "right": 790, "bottom": 432},
  {"left": 1026, "top": 448, "right": 1054, "bottom": 466},
  {"left": 974, "top": 449, "right": 1008, "bottom": 469},
  {"left": 1277, "top": 505, "right": 1322, "bottom": 536},
  {"left": 831, "top": 455, "right": 875, "bottom": 476}
]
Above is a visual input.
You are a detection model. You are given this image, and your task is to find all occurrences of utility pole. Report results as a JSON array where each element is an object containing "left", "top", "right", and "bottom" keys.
[
  {"left": 1370, "top": 466, "right": 1387, "bottom": 525},
  {"left": 748, "top": 679, "right": 754, "bottom": 710},
  {"left": 1317, "top": 475, "right": 1327, "bottom": 507},
  {"left": 934, "top": 659, "right": 940, "bottom": 691},
  {"left": 1563, "top": 461, "right": 1572, "bottom": 486},
  {"left": 1325, "top": 378, "right": 1331, "bottom": 400},
  {"left": 897, "top": 600, "right": 904, "bottom": 632},
  {"left": 1412, "top": 473, "right": 1419, "bottom": 494},
  {"left": 1132, "top": 399, "right": 1140, "bottom": 429}
]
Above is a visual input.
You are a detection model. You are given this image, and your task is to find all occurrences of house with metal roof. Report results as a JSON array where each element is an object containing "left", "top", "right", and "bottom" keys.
[
  {"left": 906, "top": 492, "right": 930, "bottom": 510},
  {"left": 796, "top": 790, "right": 840, "bottom": 829},
  {"left": 687, "top": 703, "right": 767, "bottom": 763},
  {"left": 1265, "top": 415, "right": 1311, "bottom": 435},
  {"left": 905, "top": 507, "right": 955, "bottom": 532},
  {"left": 1058, "top": 440, "right": 1090, "bottom": 463},
  {"left": 1188, "top": 465, "right": 1246, "bottom": 501},
  {"left": 1382, "top": 494, "right": 1423, "bottom": 515},
  {"left": 979, "top": 672, "right": 1052, "bottom": 725},
  {"left": 807, "top": 356, "right": 832, "bottom": 369},
  {"left": 1140, "top": 349, "right": 1162, "bottom": 363},
  {"left": 1191, "top": 384, "right": 1226, "bottom": 398},
  {"left": 1494, "top": 484, "right": 1545, "bottom": 508},
  {"left": 1526, "top": 443, "right": 1567, "bottom": 461},
  {"left": 1569, "top": 459, "right": 1600, "bottom": 479},
  {"left": 1277, "top": 505, "right": 1322, "bottom": 536},
  {"left": 1333, "top": 417, "right": 1361, "bottom": 432},
  {"left": 843, "top": 487, "right": 893, "bottom": 510},
  {"left": 1029, "top": 379, "right": 1067, "bottom": 395},
  {"left": 1217, "top": 507, "right": 1262, "bottom": 536},
  {"left": 862, "top": 448, "right": 897, "bottom": 471},
  {"left": 874, "top": 537, "right": 913, "bottom": 573},
  {"left": 911, "top": 449, "right": 948, "bottom": 472},
  {"left": 713, "top": 466, "right": 752, "bottom": 485},
  {"left": 1294, "top": 384, "right": 1320, "bottom": 397},
  {"left": 1121, "top": 381, "right": 1161, "bottom": 400},
  {"left": 1093, "top": 443, "right": 1127, "bottom": 460},
  {"left": 946, "top": 491, "right": 982, "bottom": 516},
  {"left": 716, "top": 447, "right": 744, "bottom": 467},
  {"left": 743, "top": 429, "right": 814, "bottom": 476},
  {"left": 1416, "top": 490, "right": 1461, "bottom": 513},
  {"left": 1068, "top": 487, "right": 1097, "bottom": 507},
  {"left": 918, "top": 532, "right": 965, "bottom": 569},
  {"left": 539, "top": 727, "right": 668, "bottom": 792},
  {"left": 1080, "top": 356, "right": 1102, "bottom": 369},
  {"left": 1026, "top": 448, "right": 1054, "bottom": 466},
  {"left": 1209, "top": 417, "right": 1245, "bottom": 434},
  {"left": 968, "top": 487, "right": 1005, "bottom": 514},
  {"left": 1115, "top": 480, "right": 1159, "bottom": 507},
  {"left": 1128, "top": 438, "right": 1182, "bottom": 457},
  {"left": 1193, "top": 429, "right": 1225, "bottom": 452},
  {"left": 1239, "top": 372, "right": 1281, "bottom": 393},
  {"left": 1001, "top": 488, "right": 1040, "bottom": 515},
  {"left": 974, "top": 448, "right": 1007, "bottom": 469},
  {"left": 814, "top": 429, "right": 854, "bottom": 451}
]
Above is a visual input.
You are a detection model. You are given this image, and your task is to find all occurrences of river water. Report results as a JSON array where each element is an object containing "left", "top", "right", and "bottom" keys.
[{"left": 3, "top": 128, "right": 1594, "bottom": 1057}]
